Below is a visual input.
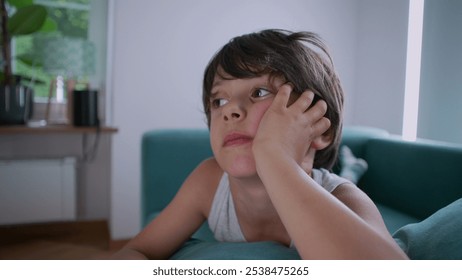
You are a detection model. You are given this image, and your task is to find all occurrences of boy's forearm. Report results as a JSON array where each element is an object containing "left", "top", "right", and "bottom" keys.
[
  {"left": 253, "top": 145, "right": 321, "bottom": 234},
  {"left": 253, "top": 148, "right": 406, "bottom": 259},
  {"left": 111, "top": 247, "right": 149, "bottom": 260}
]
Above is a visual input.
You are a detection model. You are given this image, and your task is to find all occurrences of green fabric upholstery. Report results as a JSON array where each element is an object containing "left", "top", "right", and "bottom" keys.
[
  {"left": 171, "top": 239, "right": 300, "bottom": 260},
  {"left": 339, "top": 126, "right": 390, "bottom": 159},
  {"left": 375, "top": 203, "right": 420, "bottom": 234},
  {"left": 141, "top": 126, "right": 462, "bottom": 259},
  {"left": 333, "top": 126, "right": 389, "bottom": 174},
  {"left": 393, "top": 198, "right": 462, "bottom": 260},
  {"left": 141, "top": 129, "right": 212, "bottom": 229},
  {"left": 360, "top": 137, "right": 462, "bottom": 220}
]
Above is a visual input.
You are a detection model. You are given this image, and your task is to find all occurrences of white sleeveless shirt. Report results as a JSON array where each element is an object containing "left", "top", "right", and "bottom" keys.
[{"left": 208, "top": 169, "right": 350, "bottom": 243}]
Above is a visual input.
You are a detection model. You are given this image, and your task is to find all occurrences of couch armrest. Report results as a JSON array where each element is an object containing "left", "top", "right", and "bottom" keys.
[{"left": 141, "top": 129, "right": 212, "bottom": 228}]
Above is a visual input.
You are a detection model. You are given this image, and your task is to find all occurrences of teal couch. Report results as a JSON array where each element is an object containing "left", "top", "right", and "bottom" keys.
[{"left": 141, "top": 126, "right": 462, "bottom": 259}]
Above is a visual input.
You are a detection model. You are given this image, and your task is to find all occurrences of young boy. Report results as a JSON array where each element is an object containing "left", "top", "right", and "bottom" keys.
[{"left": 113, "top": 29, "right": 407, "bottom": 259}]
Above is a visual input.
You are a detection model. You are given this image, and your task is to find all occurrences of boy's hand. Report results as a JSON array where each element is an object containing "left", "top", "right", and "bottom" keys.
[{"left": 252, "top": 84, "right": 331, "bottom": 165}]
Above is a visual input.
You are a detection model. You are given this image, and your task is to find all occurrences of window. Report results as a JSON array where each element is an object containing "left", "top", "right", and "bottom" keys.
[
  {"left": 10, "top": 0, "right": 109, "bottom": 124},
  {"left": 14, "top": 0, "right": 94, "bottom": 100},
  {"left": 402, "top": 0, "right": 424, "bottom": 141}
]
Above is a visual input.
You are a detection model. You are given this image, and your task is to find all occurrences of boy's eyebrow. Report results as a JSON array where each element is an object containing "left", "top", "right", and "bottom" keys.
[
  {"left": 210, "top": 79, "right": 223, "bottom": 96},
  {"left": 210, "top": 85, "right": 218, "bottom": 95},
  {"left": 212, "top": 78, "right": 223, "bottom": 88}
]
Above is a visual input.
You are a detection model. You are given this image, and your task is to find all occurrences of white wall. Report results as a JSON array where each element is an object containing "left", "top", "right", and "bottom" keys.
[
  {"left": 108, "top": 0, "right": 410, "bottom": 239},
  {"left": 352, "top": 0, "right": 410, "bottom": 135}
]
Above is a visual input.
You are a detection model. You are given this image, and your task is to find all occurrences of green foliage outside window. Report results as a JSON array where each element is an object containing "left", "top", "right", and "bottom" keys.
[{"left": 15, "top": 0, "right": 90, "bottom": 99}]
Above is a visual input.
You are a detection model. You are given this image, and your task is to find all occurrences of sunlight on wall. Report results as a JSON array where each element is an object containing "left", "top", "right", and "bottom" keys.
[{"left": 402, "top": 0, "right": 424, "bottom": 141}]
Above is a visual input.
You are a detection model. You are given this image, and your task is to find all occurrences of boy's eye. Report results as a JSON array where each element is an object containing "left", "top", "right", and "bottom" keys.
[
  {"left": 251, "top": 88, "right": 272, "bottom": 99},
  {"left": 211, "top": 98, "right": 228, "bottom": 108}
]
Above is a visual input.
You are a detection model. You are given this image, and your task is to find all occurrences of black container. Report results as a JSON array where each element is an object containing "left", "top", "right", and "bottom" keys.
[
  {"left": 73, "top": 90, "right": 99, "bottom": 127},
  {"left": 0, "top": 85, "right": 33, "bottom": 125}
]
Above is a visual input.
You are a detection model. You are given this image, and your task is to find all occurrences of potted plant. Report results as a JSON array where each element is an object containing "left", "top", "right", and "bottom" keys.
[{"left": 0, "top": 0, "right": 55, "bottom": 125}]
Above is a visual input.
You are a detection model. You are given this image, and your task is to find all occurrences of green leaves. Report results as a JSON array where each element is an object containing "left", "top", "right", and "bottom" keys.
[
  {"left": 16, "top": 53, "right": 42, "bottom": 67},
  {"left": 40, "top": 17, "right": 58, "bottom": 32},
  {"left": 1, "top": 0, "right": 56, "bottom": 85},
  {"left": 7, "top": 0, "right": 34, "bottom": 9},
  {"left": 8, "top": 4, "right": 47, "bottom": 36}
]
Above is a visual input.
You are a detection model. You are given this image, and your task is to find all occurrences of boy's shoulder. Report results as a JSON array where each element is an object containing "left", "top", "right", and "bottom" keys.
[
  {"left": 182, "top": 157, "right": 223, "bottom": 210},
  {"left": 194, "top": 157, "right": 223, "bottom": 180},
  {"left": 186, "top": 157, "right": 223, "bottom": 186},
  {"left": 199, "top": 157, "right": 222, "bottom": 171}
]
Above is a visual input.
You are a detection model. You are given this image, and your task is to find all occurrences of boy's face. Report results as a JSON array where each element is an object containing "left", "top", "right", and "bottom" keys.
[{"left": 209, "top": 73, "right": 284, "bottom": 178}]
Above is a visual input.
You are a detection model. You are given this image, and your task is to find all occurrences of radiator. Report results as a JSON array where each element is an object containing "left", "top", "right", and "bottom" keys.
[{"left": 0, "top": 157, "right": 77, "bottom": 225}]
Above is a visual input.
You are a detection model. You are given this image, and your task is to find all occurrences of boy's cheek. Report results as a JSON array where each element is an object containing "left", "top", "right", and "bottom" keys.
[
  {"left": 259, "top": 99, "right": 274, "bottom": 113},
  {"left": 253, "top": 101, "right": 274, "bottom": 128}
]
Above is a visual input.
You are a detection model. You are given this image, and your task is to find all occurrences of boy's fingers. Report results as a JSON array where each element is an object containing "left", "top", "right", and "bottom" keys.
[
  {"left": 272, "top": 84, "right": 292, "bottom": 109},
  {"left": 312, "top": 117, "right": 331, "bottom": 136},
  {"left": 296, "top": 91, "right": 315, "bottom": 112},
  {"left": 287, "top": 90, "right": 319, "bottom": 112},
  {"left": 308, "top": 99, "right": 328, "bottom": 120},
  {"left": 273, "top": 86, "right": 327, "bottom": 125}
]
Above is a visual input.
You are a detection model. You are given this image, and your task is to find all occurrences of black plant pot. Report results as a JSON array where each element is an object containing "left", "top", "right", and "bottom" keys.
[{"left": 0, "top": 85, "right": 34, "bottom": 125}]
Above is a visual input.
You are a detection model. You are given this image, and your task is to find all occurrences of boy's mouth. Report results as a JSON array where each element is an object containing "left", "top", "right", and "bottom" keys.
[{"left": 223, "top": 133, "right": 253, "bottom": 147}]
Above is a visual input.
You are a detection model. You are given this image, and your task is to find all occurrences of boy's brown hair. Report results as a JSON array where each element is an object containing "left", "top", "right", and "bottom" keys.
[{"left": 202, "top": 29, "right": 344, "bottom": 170}]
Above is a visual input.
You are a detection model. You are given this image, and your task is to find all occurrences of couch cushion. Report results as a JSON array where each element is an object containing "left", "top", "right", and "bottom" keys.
[
  {"left": 393, "top": 198, "right": 462, "bottom": 259},
  {"left": 170, "top": 239, "right": 300, "bottom": 260},
  {"left": 375, "top": 203, "right": 420, "bottom": 234}
]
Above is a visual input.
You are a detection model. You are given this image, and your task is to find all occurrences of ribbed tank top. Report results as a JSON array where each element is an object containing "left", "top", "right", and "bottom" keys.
[{"left": 208, "top": 168, "right": 350, "bottom": 243}]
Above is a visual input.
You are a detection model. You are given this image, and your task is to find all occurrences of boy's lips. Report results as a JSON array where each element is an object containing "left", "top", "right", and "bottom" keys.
[{"left": 223, "top": 132, "right": 253, "bottom": 147}]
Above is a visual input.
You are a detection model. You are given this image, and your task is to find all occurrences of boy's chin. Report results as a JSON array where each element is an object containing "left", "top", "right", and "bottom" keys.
[
  {"left": 223, "top": 159, "right": 258, "bottom": 179},
  {"left": 227, "top": 169, "right": 258, "bottom": 179}
]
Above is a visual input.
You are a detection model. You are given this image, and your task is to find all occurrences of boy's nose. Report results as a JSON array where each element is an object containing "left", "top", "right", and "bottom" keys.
[
  {"left": 224, "top": 112, "right": 241, "bottom": 121},
  {"left": 223, "top": 102, "right": 245, "bottom": 122}
]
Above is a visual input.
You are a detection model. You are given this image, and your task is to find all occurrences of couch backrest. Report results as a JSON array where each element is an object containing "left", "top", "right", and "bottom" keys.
[
  {"left": 360, "top": 137, "right": 462, "bottom": 220},
  {"left": 340, "top": 126, "right": 390, "bottom": 157},
  {"left": 335, "top": 126, "right": 390, "bottom": 173}
]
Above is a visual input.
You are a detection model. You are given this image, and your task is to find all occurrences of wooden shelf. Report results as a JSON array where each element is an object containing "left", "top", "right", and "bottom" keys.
[{"left": 0, "top": 125, "right": 118, "bottom": 135}]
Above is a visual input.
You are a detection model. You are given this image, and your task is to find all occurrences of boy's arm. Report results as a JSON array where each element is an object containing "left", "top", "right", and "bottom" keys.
[
  {"left": 112, "top": 159, "right": 220, "bottom": 259},
  {"left": 254, "top": 153, "right": 407, "bottom": 259},
  {"left": 253, "top": 86, "right": 407, "bottom": 259}
]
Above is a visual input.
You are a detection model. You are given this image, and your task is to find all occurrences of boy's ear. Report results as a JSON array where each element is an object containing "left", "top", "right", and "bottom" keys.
[{"left": 311, "top": 133, "right": 333, "bottom": 150}]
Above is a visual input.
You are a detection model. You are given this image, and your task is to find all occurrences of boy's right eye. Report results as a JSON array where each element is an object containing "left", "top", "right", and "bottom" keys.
[{"left": 211, "top": 98, "right": 228, "bottom": 108}]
